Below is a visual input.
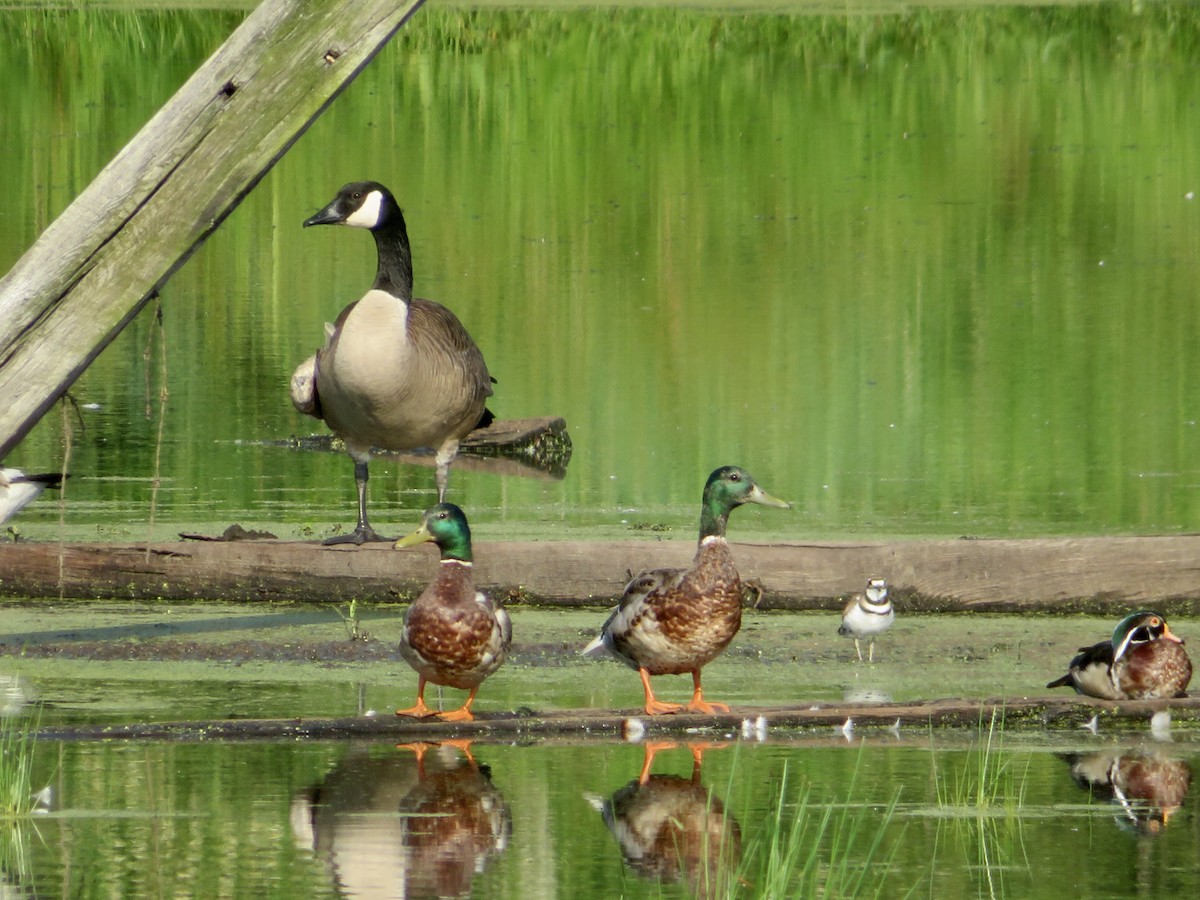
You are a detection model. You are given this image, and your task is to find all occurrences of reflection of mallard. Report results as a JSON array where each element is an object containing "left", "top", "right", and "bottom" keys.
[
  {"left": 1047, "top": 611, "right": 1192, "bottom": 700},
  {"left": 584, "top": 466, "right": 789, "bottom": 715},
  {"left": 1061, "top": 749, "right": 1192, "bottom": 834},
  {"left": 394, "top": 504, "right": 511, "bottom": 721},
  {"left": 397, "top": 741, "right": 511, "bottom": 899},
  {"left": 587, "top": 742, "right": 741, "bottom": 899},
  {"left": 291, "top": 741, "right": 510, "bottom": 899}
]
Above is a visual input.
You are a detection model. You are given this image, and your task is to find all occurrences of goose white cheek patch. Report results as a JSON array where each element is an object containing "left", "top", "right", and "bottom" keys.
[{"left": 345, "top": 190, "right": 384, "bottom": 228}]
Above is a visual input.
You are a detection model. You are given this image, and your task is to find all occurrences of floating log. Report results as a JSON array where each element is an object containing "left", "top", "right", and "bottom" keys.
[
  {"left": 0, "top": 0, "right": 426, "bottom": 459},
  {"left": 34, "top": 694, "right": 1200, "bottom": 743},
  {"left": 271, "top": 415, "right": 573, "bottom": 481},
  {"left": 2, "top": 534, "right": 1200, "bottom": 613}
]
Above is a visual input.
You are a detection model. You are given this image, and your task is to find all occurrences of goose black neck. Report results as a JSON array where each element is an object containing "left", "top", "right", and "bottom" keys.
[{"left": 370, "top": 213, "right": 414, "bottom": 299}]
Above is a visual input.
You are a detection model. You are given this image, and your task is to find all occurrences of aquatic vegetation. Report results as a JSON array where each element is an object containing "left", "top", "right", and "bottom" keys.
[
  {"left": 734, "top": 756, "right": 902, "bottom": 899},
  {"left": 933, "top": 710, "right": 1030, "bottom": 815}
]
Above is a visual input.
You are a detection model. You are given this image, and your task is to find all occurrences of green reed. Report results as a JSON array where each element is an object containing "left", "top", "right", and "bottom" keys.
[{"left": 733, "top": 754, "right": 902, "bottom": 899}]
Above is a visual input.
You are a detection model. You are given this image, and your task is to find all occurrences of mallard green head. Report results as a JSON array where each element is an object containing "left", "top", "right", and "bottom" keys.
[
  {"left": 699, "top": 466, "right": 790, "bottom": 538},
  {"left": 1112, "top": 610, "right": 1183, "bottom": 661},
  {"left": 395, "top": 503, "right": 474, "bottom": 562}
]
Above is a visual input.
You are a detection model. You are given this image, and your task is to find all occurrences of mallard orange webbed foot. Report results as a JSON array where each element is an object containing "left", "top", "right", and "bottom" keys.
[
  {"left": 684, "top": 671, "right": 729, "bottom": 715},
  {"left": 396, "top": 678, "right": 439, "bottom": 719},
  {"left": 436, "top": 687, "right": 480, "bottom": 723},
  {"left": 640, "top": 669, "right": 684, "bottom": 716}
]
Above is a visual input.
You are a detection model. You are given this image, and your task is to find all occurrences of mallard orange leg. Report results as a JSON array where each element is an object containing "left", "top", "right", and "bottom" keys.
[
  {"left": 396, "top": 677, "right": 438, "bottom": 718},
  {"left": 640, "top": 668, "right": 684, "bottom": 716},
  {"left": 438, "top": 686, "right": 480, "bottom": 722},
  {"left": 684, "top": 670, "right": 729, "bottom": 714},
  {"left": 638, "top": 740, "right": 679, "bottom": 784}
]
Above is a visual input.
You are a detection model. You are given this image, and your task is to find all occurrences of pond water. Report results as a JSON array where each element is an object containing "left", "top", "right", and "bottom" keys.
[
  {"left": 3, "top": 606, "right": 1200, "bottom": 898},
  {"left": 5, "top": 2, "right": 1200, "bottom": 897},
  {"left": 3, "top": 2, "right": 1200, "bottom": 543}
]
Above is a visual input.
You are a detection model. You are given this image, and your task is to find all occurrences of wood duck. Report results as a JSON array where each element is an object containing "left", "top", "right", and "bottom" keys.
[
  {"left": 291, "top": 182, "right": 494, "bottom": 545},
  {"left": 393, "top": 503, "right": 511, "bottom": 721},
  {"left": 838, "top": 577, "right": 894, "bottom": 662},
  {"left": 583, "top": 466, "right": 789, "bottom": 715},
  {"left": 1047, "top": 610, "right": 1192, "bottom": 700},
  {"left": 1062, "top": 750, "right": 1192, "bottom": 834}
]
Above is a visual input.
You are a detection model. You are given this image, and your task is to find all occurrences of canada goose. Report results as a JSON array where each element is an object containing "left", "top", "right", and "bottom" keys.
[
  {"left": 583, "top": 466, "right": 790, "bottom": 715},
  {"left": 291, "top": 182, "right": 494, "bottom": 545},
  {"left": 0, "top": 468, "right": 68, "bottom": 525}
]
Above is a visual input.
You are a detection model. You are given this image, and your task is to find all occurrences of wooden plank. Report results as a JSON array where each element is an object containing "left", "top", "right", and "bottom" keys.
[
  {"left": 0, "top": 0, "right": 426, "bottom": 459},
  {"left": 35, "top": 694, "right": 1200, "bottom": 742},
  {"left": 1, "top": 534, "right": 1199, "bottom": 612},
  {"left": 279, "top": 416, "right": 574, "bottom": 480}
]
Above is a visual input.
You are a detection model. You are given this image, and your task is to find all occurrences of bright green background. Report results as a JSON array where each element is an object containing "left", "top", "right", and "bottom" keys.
[{"left": 4, "top": 3, "right": 1199, "bottom": 543}]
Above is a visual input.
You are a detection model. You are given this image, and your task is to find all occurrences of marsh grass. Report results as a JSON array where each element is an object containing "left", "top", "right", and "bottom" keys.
[
  {"left": 732, "top": 750, "right": 903, "bottom": 899},
  {"left": 0, "top": 711, "right": 48, "bottom": 887},
  {"left": 919, "top": 710, "right": 1033, "bottom": 897},
  {"left": 933, "top": 709, "right": 1030, "bottom": 814}
]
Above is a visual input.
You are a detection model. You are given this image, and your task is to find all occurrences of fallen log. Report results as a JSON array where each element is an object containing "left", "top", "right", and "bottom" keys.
[
  {"left": 269, "top": 415, "right": 573, "bottom": 481},
  {"left": 34, "top": 694, "right": 1200, "bottom": 742},
  {"left": 2, "top": 534, "right": 1200, "bottom": 612}
]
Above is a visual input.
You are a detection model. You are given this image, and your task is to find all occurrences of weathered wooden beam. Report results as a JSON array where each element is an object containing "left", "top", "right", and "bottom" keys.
[
  {"left": 1, "top": 534, "right": 1199, "bottom": 612},
  {"left": 0, "top": 0, "right": 426, "bottom": 459},
  {"left": 35, "top": 694, "right": 1200, "bottom": 742}
]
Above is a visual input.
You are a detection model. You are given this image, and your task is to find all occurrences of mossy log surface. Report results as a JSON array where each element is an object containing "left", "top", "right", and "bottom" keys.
[
  {"left": 2, "top": 533, "right": 1200, "bottom": 613},
  {"left": 35, "top": 694, "right": 1200, "bottom": 742}
]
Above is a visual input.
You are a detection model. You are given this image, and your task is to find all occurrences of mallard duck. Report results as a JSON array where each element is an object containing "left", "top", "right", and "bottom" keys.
[
  {"left": 393, "top": 503, "right": 511, "bottom": 721},
  {"left": 1046, "top": 610, "right": 1192, "bottom": 700},
  {"left": 0, "top": 468, "right": 68, "bottom": 525},
  {"left": 583, "top": 466, "right": 790, "bottom": 715},
  {"left": 292, "top": 182, "right": 494, "bottom": 545},
  {"left": 838, "top": 578, "right": 894, "bottom": 662},
  {"left": 586, "top": 742, "right": 741, "bottom": 894}
]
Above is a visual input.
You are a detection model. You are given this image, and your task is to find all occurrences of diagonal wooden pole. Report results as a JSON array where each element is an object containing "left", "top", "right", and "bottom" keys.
[{"left": 0, "top": 0, "right": 425, "bottom": 459}]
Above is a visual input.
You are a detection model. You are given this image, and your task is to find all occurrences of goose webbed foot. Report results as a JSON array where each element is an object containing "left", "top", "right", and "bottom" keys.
[{"left": 323, "top": 524, "right": 394, "bottom": 545}]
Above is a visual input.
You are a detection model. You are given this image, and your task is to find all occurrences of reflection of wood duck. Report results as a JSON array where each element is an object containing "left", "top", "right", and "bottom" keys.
[
  {"left": 1047, "top": 610, "right": 1193, "bottom": 700},
  {"left": 838, "top": 578, "right": 894, "bottom": 662},
  {"left": 587, "top": 742, "right": 741, "bottom": 898},
  {"left": 584, "top": 466, "right": 790, "bottom": 715},
  {"left": 394, "top": 504, "right": 511, "bottom": 722},
  {"left": 1061, "top": 749, "right": 1192, "bottom": 834},
  {"left": 291, "top": 741, "right": 509, "bottom": 899}
]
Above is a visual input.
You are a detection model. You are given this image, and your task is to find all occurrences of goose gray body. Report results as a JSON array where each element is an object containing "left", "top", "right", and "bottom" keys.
[{"left": 292, "top": 182, "right": 493, "bottom": 545}]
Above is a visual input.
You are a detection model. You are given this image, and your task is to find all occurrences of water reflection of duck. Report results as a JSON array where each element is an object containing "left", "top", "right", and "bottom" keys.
[
  {"left": 1046, "top": 611, "right": 1192, "bottom": 700},
  {"left": 583, "top": 466, "right": 789, "bottom": 715},
  {"left": 1061, "top": 749, "right": 1192, "bottom": 834},
  {"left": 291, "top": 741, "right": 510, "bottom": 899},
  {"left": 587, "top": 742, "right": 741, "bottom": 898}
]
